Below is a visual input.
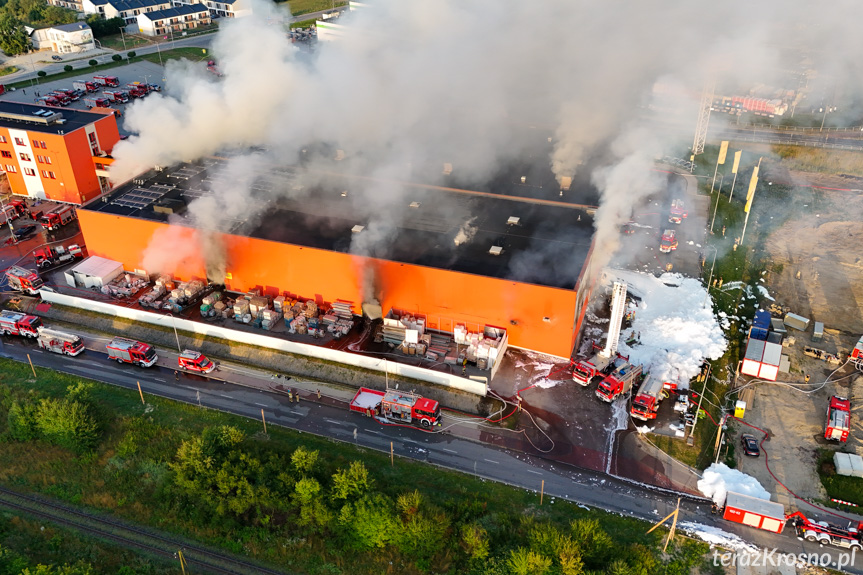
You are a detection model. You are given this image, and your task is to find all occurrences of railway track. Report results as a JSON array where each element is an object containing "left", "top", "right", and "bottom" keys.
[{"left": 0, "top": 486, "right": 289, "bottom": 575}]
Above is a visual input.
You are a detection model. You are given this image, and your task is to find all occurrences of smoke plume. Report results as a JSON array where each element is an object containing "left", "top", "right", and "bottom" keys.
[{"left": 112, "top": 0, "right": 863, "bottom": 279}]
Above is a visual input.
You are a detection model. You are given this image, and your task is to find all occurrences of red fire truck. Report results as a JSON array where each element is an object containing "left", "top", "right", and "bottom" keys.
[
  {"left": 595, "top": 360, "right": 643, "bottom": 402},
  {"left": 1, "top": 199, "right": 26, "bottom": 224},
  {"left": 571, "top": 343, "right": 614, "bottom": 386},
  {"left": 178, "top": 349, "right": 215, "bottom": 373},
  {"left": 0, "top": 310, "right": 42, "bottom": 337},
  {"left": 37, "top": 327, "right": 85, "bottom": 356},
  {"left": 721, "top": 491, "right": 787, "bottom": 534},
  {"left": 825, "top": 396, "right": 851, "bottom": 442},
  {"left": 33, "top": 244, "right": 84, "bottom": 269},
  {"left": 788, "top": 512, "right": 863, "bottom": 550},
  {"left": 125, "top": 83, "right": 148, "bottom": 98},
  {"left": 669, "top": 199, "right": 687, "bottom": 224},
  {"left": 106, "top": 337, "right": 158, "bottom": 367},
  {"left": 350, "top": 388, "right": 441, "bottom": 428},
  {"left": 93, "top": 75, "right": 120, "bottom": 87},
  {"left": 39, "top": 205, "right": 76, "bottom": 231},
  {"left": 5, "top": 265, "right": 44, "bottom": 295},
  {"left": 630, "top": 375, "right": 667, "bottom": 420},
  {"left": 659, "top": 229, "right": 678, "bottom": 253},
  {"left": 851, "top": 336, "right": 863, "bottom": 370}
]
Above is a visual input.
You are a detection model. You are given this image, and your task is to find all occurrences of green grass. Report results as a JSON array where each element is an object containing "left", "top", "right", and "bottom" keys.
[
  {"left": 0, "top": 510, "right": 176, "bottom": 574},
  {"left": 97, "top": 33, "right": 150, "bottom": 51},
  {"left": 290, "top": 17, "right": 319, "bottom": 28},
  {"left": 0, "top": 356, "right": 711, "bottom": 574},
  {"left": 0, "top": 66, "right": 18, "bottom": 77},
  {"left": 139, "top": 47, "right": 211, "bottom": 66},
  {"left": 287, "top": 0, "right": 347, "bottom": 16},
  {"left": 817, "top": 449, "right": 863, "bottom": 508}
]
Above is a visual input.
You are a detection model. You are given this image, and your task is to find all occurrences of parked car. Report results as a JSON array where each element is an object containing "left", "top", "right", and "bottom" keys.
[
  {"left": 740, "top": 434, "right": 760, "bottom": 457},
  {"left": 51, "top": 55, "right": 62, "bottom": 61},
  {"left": 13, "top": 225, "right": 37, "bottom": 240}
]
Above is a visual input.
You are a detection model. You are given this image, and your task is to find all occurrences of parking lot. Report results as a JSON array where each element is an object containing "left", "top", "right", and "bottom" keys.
[{"left": 0, "top": 60, "right": 169, "bottom": 137}]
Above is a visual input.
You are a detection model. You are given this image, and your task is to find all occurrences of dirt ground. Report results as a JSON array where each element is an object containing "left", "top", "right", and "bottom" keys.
[{"left": 736, "top": 167, "right": 863, "bottom": 507}]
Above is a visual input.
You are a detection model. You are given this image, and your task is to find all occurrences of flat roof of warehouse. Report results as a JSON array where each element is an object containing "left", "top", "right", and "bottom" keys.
[
  {"left": 85, "top": 158, "right": 597, "bottom": 289},
  {"left": 0, "top": 101, "right": 111, "bottom": 135}
]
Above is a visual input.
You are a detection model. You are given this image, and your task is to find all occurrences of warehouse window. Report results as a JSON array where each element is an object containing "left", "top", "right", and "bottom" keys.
[
  {"left": 47, "top": 171, "right": 55, "bottom": 179},
  {"left": 41, "top": 170, "right": 49, "bottom": 178},
  {"left": 23, "top": 167, "right": 35, "bottom": 176},
  {"left": 0, "top": 151, "right": 10, "bottom": 158},
  {"left": 40, "top": 141, "right": 46, "bottom": 149},
  {"left": 44, "top": 156, "right": 52, "bottom": 165},
  {"left": 0, "top": 136, "right": 6, "bottom": 143},
  {"left": 6, "top": 165, "right": 15, "bottom": 173},
  {"left": 31, "top": 139, "right": 38, "bottom": 148},
  {"left": 19, "top": 153, "right": 30, "bottom": 162}
]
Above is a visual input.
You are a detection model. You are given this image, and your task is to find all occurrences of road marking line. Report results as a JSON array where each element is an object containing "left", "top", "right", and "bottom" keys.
[
  {"left": 366, "top": 430, "right": 382, "bottom": 435},
  {"left": 442, "top": 448, "right": 458, "bottom": 454},
  {"left": 483, "top": 459, "right": 499, "bottom": 464},
  {"left": 219, "top": 394, "right": 232, "bottom": 399},
  {"left": 154, "top": 378, "right": 166, "bottom": 382},
  {"left": 527, "top": 469, "right": 542, "bottom": 475},
  {"left": 324, "top": 418, "right": 344, "bottom": 425},
  {"left": 403, "top": 438, "right": 420, "bottom": 444},
  {"left": 254, "top": 402, "right": 267, "bottom": 407}
]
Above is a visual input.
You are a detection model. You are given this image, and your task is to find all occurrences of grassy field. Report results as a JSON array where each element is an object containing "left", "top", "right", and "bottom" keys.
[
  {"left": 771, "top": 145, "right": 863, "bottom": 177},
  {"left": 139, "top": 47, "right": 211, "bottom": 66},
  {"left": 0, "top": 66, "right": 18, "bottom": 77},
  {"left": 0, "top": 356, "right": 711, "bottom": 574},
  {"left": 98, "top": 33, "right": 150, "bottom": 52},
  {"left": 291, "top": 17, "right": 319, "bottom": 28},
  {"left": 287, "top": 0, "right": 347, "bottom": 16},
  {"left": 0, "top": 510, "right": 176, "bottom": 574},
  {"left": 817, "top": 449, "right": 863, "bottom": 508}
]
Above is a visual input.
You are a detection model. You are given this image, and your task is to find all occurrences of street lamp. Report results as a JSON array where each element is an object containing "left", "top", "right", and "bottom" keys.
[
  {"left": 165, "top": 312, "right": 182, "bottom": 353},
  {"left": 702, "top": 244, "right": 718, "bottom": 308},
  {"left": 709, "top": 172, "right": 725, "bottom": 233}
]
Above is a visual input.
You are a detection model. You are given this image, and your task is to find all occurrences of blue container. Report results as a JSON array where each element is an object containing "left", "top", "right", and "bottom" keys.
[
  {"left": 749, "top": 326, "right": 768, "bottom": 341},
  {"left": 753, "top": 310, "right": 771, "bottom": 330}
]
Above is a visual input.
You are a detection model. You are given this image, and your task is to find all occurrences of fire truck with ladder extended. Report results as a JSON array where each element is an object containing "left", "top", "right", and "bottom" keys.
[
  {"left": 37, "top": 327, "right": 85, "bottom": 356},
  {"left": 106, "top": 337, "right": 158, "bottom": 367},
  {"left": 825, "top": 395, "right": 851, "bottom": 442},
  {"left": 0, "top": 310, "right": 42, "bottom": 337},
  {"left": 595, "top": 359, "right": 643, "bottom": 402},
  {"left": 5, "top": 265, "right": 44, "bottom": 295},
  {"left": 350, "top": 388, "right": 441, "bottom": 428},
  {"left": 669, "top": 199, "right": 687, "bottom": 224},
  {"left": 39, "top": 204, "right": 76, "bottom": 231},
  {"left": 630, "top": 375, "right": 667, "bottom": 420},
  {"left": 572, "top": 343, "right": 615, "bottom": 386},
  {"left": 659, "top": 229, "right": 678, "bottom": 253},
  {"left": 788, "top": 512, "right": 863, "bottom": 550}
]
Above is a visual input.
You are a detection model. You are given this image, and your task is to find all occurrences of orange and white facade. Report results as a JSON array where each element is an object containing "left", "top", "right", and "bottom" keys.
[{"left": 0, "top": 102, "right": 120, "bottom": 205}]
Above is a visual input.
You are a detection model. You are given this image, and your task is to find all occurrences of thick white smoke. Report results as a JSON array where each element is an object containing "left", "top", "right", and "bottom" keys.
[{"left": 111, "top": 0, "right": 863, "bottom": 277}]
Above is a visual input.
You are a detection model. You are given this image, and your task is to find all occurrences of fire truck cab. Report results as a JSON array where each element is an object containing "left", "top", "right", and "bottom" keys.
[
  {"left": 350, "top": 388, "right": 441, "bottom": 428},
  {"left": 178, "top": 349, "right": 215, "bottom": 373},
  {"left": 93, "top": 75, "right": 120, "bottom": 87},
  {"left": 788, "top": 512, "right": 863, "bottom": 550},
  {"left": 669, "top": 199, "right": 687, "bottom": 224},
  {"left": 572, "top": 345, "right": 613, "bottom": 386},
  {"left": 851, "top": 336, "right": 863, "bottom": 371},
  {"left": 596, "top": 359, "right": 643, "bottom": 402},
  {"left": 5, "top": 265, "right": 44, "bottom": 295},
  {"left": 0, "top": 310, "right": 42, "bottom": 337},
  {"left": 825, "top": 395, "right": 851, "bottom": 442},
  {"left": 630, "top": 375, "right": 667, "bottom": 420},
  {"left": 39, "top": 205, "right": 76, "bottom": 231},
  {"left": 659, "top": 229, "right": 678, "bottom": 253}
]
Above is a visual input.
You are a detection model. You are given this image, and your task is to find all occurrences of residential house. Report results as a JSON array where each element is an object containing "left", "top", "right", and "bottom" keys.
[
  {"left": 82, "top": 0, "right": 173, "bottom": 28},
  {"left": 29, "top": 23, "right": 95, "bottom": 54},
  {"left": 174, "top": 0, "right": 250, "bottom": 19},
  {"left": 136, "top": 3, "right": 210, "bottom": 35}
]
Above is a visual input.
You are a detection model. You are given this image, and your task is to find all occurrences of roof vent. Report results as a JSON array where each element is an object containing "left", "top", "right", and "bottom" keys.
[
  {"left": 442, "top": 162, "right": 452, "bottom": 175},
  {"left": 409, "top": 201, "right": 420, "bottom": 208},
  {"left": 489, "top": 246, "right": 503, "bottom": 256},
  {"left": 351, "top": 225, "right": 365, "bottom": 234},
  {"left": 507, "top": 216, "right": 520, "bottom": 226}
]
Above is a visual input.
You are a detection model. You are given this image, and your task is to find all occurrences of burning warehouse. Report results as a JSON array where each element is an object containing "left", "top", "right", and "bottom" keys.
[{"left": 78, "top": 155, "right": 598, "bottom": 358}]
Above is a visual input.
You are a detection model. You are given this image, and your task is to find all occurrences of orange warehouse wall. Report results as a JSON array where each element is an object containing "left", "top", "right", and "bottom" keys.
[{"left": 78, "top": 211, "right": 580, "bottom": 357}]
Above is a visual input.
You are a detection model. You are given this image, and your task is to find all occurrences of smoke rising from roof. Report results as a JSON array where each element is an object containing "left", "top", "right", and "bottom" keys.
[{"left": 112, "top": 0, "right": 863, "bottom": 279}]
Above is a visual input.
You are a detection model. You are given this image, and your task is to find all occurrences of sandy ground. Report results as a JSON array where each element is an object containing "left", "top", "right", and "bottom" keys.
[{"left": 736, "top": 167, "right": 863, "bottom": 507}]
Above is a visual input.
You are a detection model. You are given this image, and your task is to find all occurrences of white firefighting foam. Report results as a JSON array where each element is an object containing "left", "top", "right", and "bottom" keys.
[{"left": 697, "top": 463, "right": 770, "bottom": 507}]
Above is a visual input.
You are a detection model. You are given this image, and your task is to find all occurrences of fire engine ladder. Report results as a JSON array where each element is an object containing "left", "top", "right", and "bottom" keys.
[{"left": 600, "top": 281, "right": 627, "bottom": 359}]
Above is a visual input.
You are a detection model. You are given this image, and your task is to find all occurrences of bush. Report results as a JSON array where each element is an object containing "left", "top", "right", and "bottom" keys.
[
  {"left": 111, "top": 54, "right": 121, "bottom": 62},
  {"left": 127, "top": 51, "right": 135, "bottom": 59},
  {"left": 7, "top": 400, "right": 38, "bottom": 441},
  {"left": 35, "top": 398, "right": 100, "bottom": 453},
  {"left": 36, "top": 71, "right": 46, "bottom": 77},
  {"left": 88, "top": 59, "right": 97, "bottom": 67},
  {"left": 63, "top": 64, "right": 72, "bottom": 72}
]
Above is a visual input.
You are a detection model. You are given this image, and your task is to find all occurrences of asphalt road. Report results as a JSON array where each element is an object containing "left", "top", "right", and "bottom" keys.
[{"left": 1, "top": 331, "right": 861, "bottom": 572}]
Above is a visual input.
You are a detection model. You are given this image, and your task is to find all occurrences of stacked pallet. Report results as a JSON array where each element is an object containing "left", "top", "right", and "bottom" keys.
[
  {"left": 304, "top": 300, "right": 318, "bottom": 318},
  {"left": 331, "top": 300, "right": 354, "bottom": 320},
  {"left": 274, "top": 296, "right": 286, "bottom": 312},
  {"left": 261, "top": 309, "right": 281, "bottom": 330},
  {"left": 234, "top": 298, "right": 250, "bottom": 321},
  {"left": 382, "top": 318, "right": 407, "bottom": 346},
  {"left": 155, "top": 275, "right": 174, "bottom": 291},
  {"left": 249, "top": 296, "right": 269, "bottom": 316},
  {"left": 184, "top": 280, "right": 205, "bottom": 299},
  {"left": 138, "top": 284, "right": 165, "bottom": 307},
  {"left": 101, "top": 272, "right": 148, "bottom": 298}
]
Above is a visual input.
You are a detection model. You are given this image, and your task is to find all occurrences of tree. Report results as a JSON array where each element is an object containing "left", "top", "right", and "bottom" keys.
[
  {"left": 331, "top": 461, "right": 371, "bottom": 501},
  {"left": 63, "top": 65, "right": 72, "bottom": 72},
  {"left": 0, "top": 13, "right": 30, "bottom": 56},
  {"left": 290, "top": 446, "right": 318, "bottom": 475},
  {"left": 507, "top": 548, "right": 552, "bottom": 575},
  {"left": 88, "top": 59, "right": 97, "bottom": 67},
  {"left": 127, "top": 51, "right": 135, "bottom": 59},
  {"left": 460, "top": 523, "right": 490, "bottom": 562},
  {"left": 570, "top": 518, "right": 614, "bottom": 569},
  {"left": 111, "top": 54, "right": 121, "bottom": 62},
  {"left": 36, "top": 70, "right": 46, "bottom": 77},
  {"left": 293, "top": 477, "right": 331, "bottom": 530},
  {"left": 337, "top": 494, "right": 396, "bottom": 550},
  {"left": 85, "top": 14, "right": 123, "bottom": 38},
  {"left": 7, "top": 400, "right": 38, "bottom": 441}
]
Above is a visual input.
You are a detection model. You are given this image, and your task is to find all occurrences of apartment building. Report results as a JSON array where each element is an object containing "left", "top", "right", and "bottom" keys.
[{"left": 137, "top": 4, "right": 210, "bottom": 36}]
